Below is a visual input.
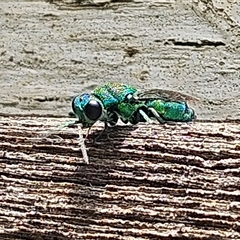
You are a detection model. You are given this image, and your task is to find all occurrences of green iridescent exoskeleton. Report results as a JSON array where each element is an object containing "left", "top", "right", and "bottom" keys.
[
  {"left": 147, "top": 100, "right": 193, "bottom": 122},
  {"left": 71, "top": 83, "right": 196, "bottom": 128},
  {"left": 136, "top": 88, "right": 197, "bottom": 123}
]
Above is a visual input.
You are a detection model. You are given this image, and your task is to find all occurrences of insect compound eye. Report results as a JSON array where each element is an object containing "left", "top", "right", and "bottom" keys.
[{"left": 84, "top": 100, "right": 102, "bottom": 121}]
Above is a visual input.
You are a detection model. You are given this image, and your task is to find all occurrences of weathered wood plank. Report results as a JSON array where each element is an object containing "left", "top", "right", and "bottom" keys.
[{"left": 0, "top": 116, "right": 240, "bottom": 239}]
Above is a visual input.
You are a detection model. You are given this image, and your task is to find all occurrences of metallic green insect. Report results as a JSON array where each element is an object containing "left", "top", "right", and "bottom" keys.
[{"left": 71, "top": 83, "right": 196, "bottom": 129}]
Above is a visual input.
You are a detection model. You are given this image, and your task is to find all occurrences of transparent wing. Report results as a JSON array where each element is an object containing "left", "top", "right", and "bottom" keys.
[{"left": 136, "top": 89, "right": 200, "bottom": 104}]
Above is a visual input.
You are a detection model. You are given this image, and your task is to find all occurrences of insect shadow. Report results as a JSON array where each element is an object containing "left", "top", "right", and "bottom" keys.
[
  {"left": 85, "top": 124, "right": 139, "bottom": 145},
  {"left": 69, "top": 110, "right": 138, "bottom": 144}
]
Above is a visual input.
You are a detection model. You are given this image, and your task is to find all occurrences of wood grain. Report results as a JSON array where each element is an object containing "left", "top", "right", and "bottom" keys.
[{"left": 1, "top": 115, "right": 240, "bottom": 239}]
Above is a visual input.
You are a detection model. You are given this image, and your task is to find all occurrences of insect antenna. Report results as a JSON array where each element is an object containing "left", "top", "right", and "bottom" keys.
[
  {"left": 37, "top": 120, "right": 76, "bottom": 139},
  {"left": 37, "top": 120, "right": 89, "bottom": 164},
  {"left": 77, "top": 124, "right": 89, "bottom": 164},
  {"left": 58, "top": 120, "right": 89, "bottom": 164},
  {"left": 62, "top": 121, "right": 89, "bottom": 164}
]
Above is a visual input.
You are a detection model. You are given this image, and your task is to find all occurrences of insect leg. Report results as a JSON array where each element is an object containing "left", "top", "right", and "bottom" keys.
[
  {"left": 85, "top": 125, "right": 93, "bottom": 139},
  {"left": 138, "top": 109, "right": 153, "bottom": 123},
  {"left": 147, "top": 107, "right": 166, "bottom": 124},
  {"left": 93, "top": 121, "right": 109, "bottom": 143},
  {"left": 92, "top": 111, "right": 118, "bottom": 142}
]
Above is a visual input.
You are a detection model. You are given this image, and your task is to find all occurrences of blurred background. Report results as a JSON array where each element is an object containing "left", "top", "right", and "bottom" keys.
[{"left": 1, "top": 0, "right": 239, "bottom": 120}]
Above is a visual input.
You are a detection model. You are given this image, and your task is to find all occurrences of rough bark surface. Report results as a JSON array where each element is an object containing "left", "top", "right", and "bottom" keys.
[
  {"left": 1, "top": 0, "right": 240, "bottom": 120},
  {"left": 0, "top": 115, "right": 240, "bottom": 239}
]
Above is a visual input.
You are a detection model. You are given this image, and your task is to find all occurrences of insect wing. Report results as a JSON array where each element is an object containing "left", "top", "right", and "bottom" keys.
[
  {"left": 136, "top": 89, "right": 200, "bottom": 104},
  {"left": 136, "top": 89, "right": 198, "bottom": 122}
]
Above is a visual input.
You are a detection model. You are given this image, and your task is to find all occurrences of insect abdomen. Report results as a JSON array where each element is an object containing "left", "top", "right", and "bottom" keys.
[{"left": 147, "top": 100, "right": 195, "bottom": 122}]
